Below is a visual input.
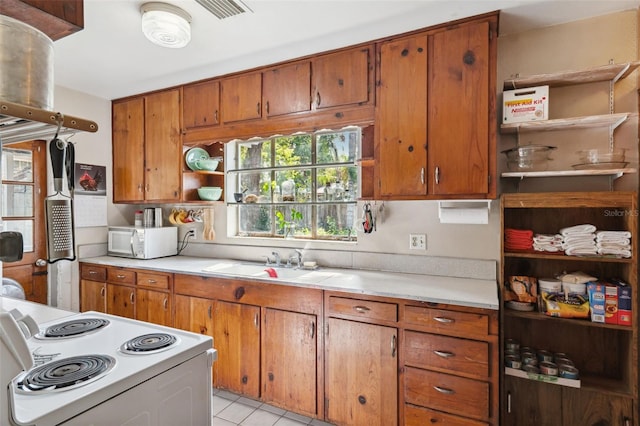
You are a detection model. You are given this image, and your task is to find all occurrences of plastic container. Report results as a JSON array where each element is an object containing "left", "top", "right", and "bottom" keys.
[
  {"left": 135, "top": 210, "right": 143, "bottom": 228},
  {"left": 538, "top": 278, "right": 562, "bottom": 293},
  {"left": 562, "top": 281, "right": 587, "bottom": 295},
  {"left": 577, "top": 148, "right": 625, "bottom": 164}
]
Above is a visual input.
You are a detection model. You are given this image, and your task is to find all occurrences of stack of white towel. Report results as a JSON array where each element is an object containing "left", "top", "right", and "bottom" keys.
[
  {"left": 560, "top": 224, "right": 597, "bottom": 256},
  {"left": 596, "top": 230, "right": 632, "bottom": 258},
  {"left": 533, "top": 234, "right": 563, "bottom": 252}
]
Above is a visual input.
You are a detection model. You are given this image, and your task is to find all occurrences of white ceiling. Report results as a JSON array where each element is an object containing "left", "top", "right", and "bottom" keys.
[{"left": 52, "top": 0, "right": 640, "bottom": 101}]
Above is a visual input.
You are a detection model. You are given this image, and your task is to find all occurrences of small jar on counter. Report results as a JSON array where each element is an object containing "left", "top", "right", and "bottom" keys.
[{"left": 135, "top": 210, "right": 143, "bottom": 227}]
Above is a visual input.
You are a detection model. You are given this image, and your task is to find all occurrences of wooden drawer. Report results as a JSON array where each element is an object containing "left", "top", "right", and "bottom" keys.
[
  {"left": 404, "top": 367, "right": 489, "bottom": 421},
  {"left": 328, "top": 296, "right": 397, "bottom": 322},
  {"left": 404, "top": 306, "right": 489, "bottom": 339},
  {"left": 137, "top": 271, "right": 171, "bottom": 290},
  {"left": 405, "top": 404, "right": 489, "bottom": 426},
  {"left": 81, "top": 264, "right": 106, "bottom": 282},
  {"left": 107, "top": 268, "right": 136, "bottom": 285},
  {"left": 404, "top": 330, "right": 489, "bottom": 378}
]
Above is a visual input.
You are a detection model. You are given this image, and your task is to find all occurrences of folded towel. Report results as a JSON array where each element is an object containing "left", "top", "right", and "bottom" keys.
[
  {"left": 596, "top": 230, "right": 631, "bottom": 240},
  {"left": 560, "top": 224, "right": 596, "bottom": 235},
  {"left": 564, "top": 246, "right": 598, "bottom": 256},
  {"left": 596, "top": 241, "right": 631, "bottom": 249},
  {"left": 597, "top": 247, "right": 632, "bottom": 258},
  {"left": 562, "top": 234, "right": 595, "bottom": 244}
]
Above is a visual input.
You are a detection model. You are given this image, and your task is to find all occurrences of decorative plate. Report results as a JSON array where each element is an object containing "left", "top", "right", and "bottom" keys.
[{"left": 185, "top": 147, "right": 209, "bottom": 171}]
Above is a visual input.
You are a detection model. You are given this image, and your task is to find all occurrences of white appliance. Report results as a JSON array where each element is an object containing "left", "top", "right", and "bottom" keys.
[
  {"left": 108, "top": 226, "right": 177, "bottom": 259},
  {"left": 0, "top": 309, "right": 215, "bottom": 425}
]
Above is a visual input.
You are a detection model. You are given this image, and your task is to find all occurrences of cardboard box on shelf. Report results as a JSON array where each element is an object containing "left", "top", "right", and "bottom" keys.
[
  {"left": 616, "top": 280, "right": 632, "bottom": 326},
  {"left": 503, "top": 85, "right": 549, "bottom": 123},
  {"left": 604, "top": 284, "right": 618, "bottom": 325},
  {"left": 587, "top": 282, "right": 605, "bottom": 323}
]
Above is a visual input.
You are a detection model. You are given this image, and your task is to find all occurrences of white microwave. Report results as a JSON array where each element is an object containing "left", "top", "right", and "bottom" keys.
[{"left": 108, "top": 226, "right": 177, "bottom": 259}]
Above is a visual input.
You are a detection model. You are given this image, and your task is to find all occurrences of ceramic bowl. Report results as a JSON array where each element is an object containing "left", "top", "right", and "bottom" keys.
[
  {"left": 197, "top": 187, "right": 222, "bottom": 201},
  {"left": 194, "top": 158, "right": 220, "bottom": 171}
]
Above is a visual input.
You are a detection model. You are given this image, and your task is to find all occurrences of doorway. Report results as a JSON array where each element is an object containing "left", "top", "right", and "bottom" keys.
[{"left": 2, "top": 140, "right": 48, "bottom": 304}]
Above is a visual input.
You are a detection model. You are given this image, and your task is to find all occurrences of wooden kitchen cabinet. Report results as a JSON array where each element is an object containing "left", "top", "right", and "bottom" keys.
[
  {"left": 112, "top": 88, "right": 182, "bottom": 203},
  {"left": 375, "top": 14, "right": 497, "bottom": 199},
  {"left": 0, "top": 0, "right": 83, "bottom": 40},
  {"left": 135, "top": 271, "right": 172, "bottom": 327},
  {"left": 183, "top": 79, "right": 220, "bottom": 129},
  {"left": 401, "top": 302, "right": 499, "bottom": 425},
  {"left": 325, "top": 293, "right": 398, "bottom": 426},
  {"left": 220, "top": 72, "right": 262, "bottom": 123},
  {"left": 262, "top": 308, "right": 318, "bottom": 417},
  {"left": 106, "top": 267, "right": 136, "bottom": 319},
  {"left": 212, "top": 300, "right": 261, "bottom": 398},
  {"left": 173, "top": 273, "right": 323, "bottom": 416},
  {"left": 312, "top": 46, "right": 372, "bottom": 110},
  {"left": 80, "top": 264, "right": 107, "bottom": 313},
  {"left": 263, "top": 61, "right": 311, "bottom": 117},
  {"left": 501, "top": 192, "right": 638, "bottom": 426}
]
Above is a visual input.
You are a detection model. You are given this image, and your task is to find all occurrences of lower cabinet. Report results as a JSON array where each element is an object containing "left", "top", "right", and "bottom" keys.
[
  {"left": 263, "top": 308, "right": 318, "bottom": 417},
  {"left": 80, "top": 264, "right": 107, "bottom": 312}
]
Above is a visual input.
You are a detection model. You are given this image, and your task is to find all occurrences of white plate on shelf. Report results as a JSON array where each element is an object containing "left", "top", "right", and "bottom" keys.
[{"left": 185, "top": 147, "right": 209, "bottom": 171}]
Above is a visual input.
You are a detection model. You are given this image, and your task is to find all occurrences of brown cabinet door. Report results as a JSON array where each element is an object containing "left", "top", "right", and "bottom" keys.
[
  {"left": 325, "top": 318, "right": 397, "bottom": 426},
  {"left": 502, "top": 377, "right": 562, "bottom": 426},
  {"left": 221, "top": 73, "right": 262, "bottom": 123},
  {"left": 212, "top": 300, "right": 261, "bottom": 398},
  {"left": 136, "top": 289, "right": 171, "bottom": 326},
  {"left": 112, "top": 97, "right": 145, "bottom": 202},
  {"left": 312, "top": 47, "right": 371, "bottom": 110},
  {"left": 562, "top": 388, "right": 633, "bottom": 426},
  {"left": 80, "top": 280, "right": 106, "bottom": 313},
  {"left": 106, "top": 284, "right": 135, "bottom": 319},
  {"left": 263, "top": 62, "right": 311, "bottom": 117},
  {"left": 376, "top": 35, "right": 428, "bottom": 197},
  {"left": 144, "top": 89, "right": 182, "bottom": 201},
  {"left": 174, "top": 295, "right": 215, "bottom": 383},
  {"left": 183, "top": 80, "right": 220, "bottom": 129},
  {"left": 428, "top": 20, "right": 490, "bottom": 196},
  {"left": 262, "top": 308, "right": 317, "bottom": 417}
]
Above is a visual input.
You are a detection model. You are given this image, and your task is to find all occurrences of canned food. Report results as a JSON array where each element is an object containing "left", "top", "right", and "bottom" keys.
[
  {"left": 559, "top": 365, "right": 580, "bottom": 380},
  {"left": 505, "top": 338, "right": 520, "bottom": 352},
  {"left": 522, "top": 364, "right": 540, "bottom": 374},
  {"left": 555, "top": 357, "right": 574, "bottom": 368},
  {"left": 539, "top": 361, "right": 558, "bottom": 376},
  {"left": 505, "top": 355, "right": 522, "bottom": 369},
  {"left": 537, "top": 350, "right": 554, "bottom": 363},
  {"left": 505, "top": 349, "right": 520, "bottom": 358},
  {"left": 522, "top": 353, "right": 538, "bottom": 366}
]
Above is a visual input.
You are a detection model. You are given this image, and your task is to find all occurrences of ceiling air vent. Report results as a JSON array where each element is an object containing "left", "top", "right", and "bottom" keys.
[{"left": 194, "top": 0, "right": 252, "bottom": 19}]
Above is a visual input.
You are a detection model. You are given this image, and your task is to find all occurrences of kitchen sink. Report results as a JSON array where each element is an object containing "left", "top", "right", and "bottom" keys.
[{"left": 202, "top": 262, "right": 334, "bottom": 284}]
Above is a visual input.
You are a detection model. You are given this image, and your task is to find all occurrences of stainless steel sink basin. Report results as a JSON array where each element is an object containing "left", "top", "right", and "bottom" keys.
[{"left": 202, "top": 262, "right": 333, "bottom": 284}]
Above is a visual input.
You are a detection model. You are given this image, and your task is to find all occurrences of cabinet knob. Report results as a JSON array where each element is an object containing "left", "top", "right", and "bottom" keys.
[
  {"left": 242, "top": 375, "right": 248, "bottom": 384},
  {"left": 357, "top": 395, "right": 366, "bottom": 405}
]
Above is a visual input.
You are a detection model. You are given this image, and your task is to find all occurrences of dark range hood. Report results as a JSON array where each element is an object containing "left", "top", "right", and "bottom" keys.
[{"left": 0, "top": 99, "right": 98, "bottom": 145}]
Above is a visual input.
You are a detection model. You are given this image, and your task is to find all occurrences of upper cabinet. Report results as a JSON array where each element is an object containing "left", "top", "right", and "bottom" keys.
[
  {"left": 263, "top": 61, "right": 311, "bottom": 117},
  {"left": 376, "top": 15, "right": 497, "bottom": 199},
  {"left": 311, "top": 47, "right": 373, "bottom": 110},
  {"left": 0, "top": 0, "right": 84, "bottom": 40},
  {"left": 183, "top": 80, "right": 220, "bottom": 130},
  {"left": 112, "top": 89, "right": 182, "bottom": 203},
  {"left": 220, "top": 72, "right": 263, "bottom": 123}
]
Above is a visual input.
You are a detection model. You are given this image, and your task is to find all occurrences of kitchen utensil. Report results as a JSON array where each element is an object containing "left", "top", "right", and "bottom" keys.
[
  {"left": 202, "top": 208, "right": 215, "bottom": 241},
  {"left": 65, "top": 140, "right": 75, "bottom": 195},
  {"left": 362, "top": 203, "right": 374, "bottom": 233},
  {"left": 234, "top": 192, "right": 244, "bottom": 203},
  {"left": 577, "top": 148, "right": 625, "bottom": 164},
  {"left": 197, "top": 186, "right": 222, "bottom": 201},
  {"left": 45, "top": 129, "right": 76, "bottom": 263},
  {"left": 154, "top": 207, "right": 163, "bottom": 227},
  {"left": 143, "top": 208, "right": 154, "bottom": 227},
  {"left": 185, "top": 147, "right": 209, "bottom": 171}
]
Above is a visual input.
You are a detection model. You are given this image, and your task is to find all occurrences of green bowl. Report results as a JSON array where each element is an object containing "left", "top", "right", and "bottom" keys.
[
  {"left": 194, "top": 158, "right": 219, "bottom": 171},
  {"left": 197, "top": 187, "right": 222, "bottom": 201}
]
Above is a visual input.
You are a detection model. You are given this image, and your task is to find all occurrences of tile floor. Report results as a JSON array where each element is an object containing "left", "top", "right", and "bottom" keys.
[{"left": 213, "top": 389, "right": 335, "bottom": 426}]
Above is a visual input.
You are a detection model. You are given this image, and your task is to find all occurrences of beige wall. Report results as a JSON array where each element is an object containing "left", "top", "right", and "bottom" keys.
[{"left": 50, "top": 9, "right": 639, "bottom": 310}]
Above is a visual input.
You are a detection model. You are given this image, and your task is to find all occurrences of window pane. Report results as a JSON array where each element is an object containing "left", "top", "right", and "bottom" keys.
[
  {"left": 2, "top": 148, "right": 33, "bottom": 182},
  {"left": 316, "top": 130, "right": 358, "bottom": 164},
  {"left": 316, "top": 166, "right": 358, "bottom": 202},
  {"left": 239, "top": 171, "right": 272, "bottom": 202},
  {"left": 2, "top": 184, "right": 33, "bottom": 216},
  {"left": 3, "top": 220, "right": 34, "bottom": 252},
  {"left": 276, "top": 205, "right": 311, "bottom": 238},
  {"left": 316, "top": 204, "right": 357, "bottom": 240},
  {"left": 239, "top": 140, "right": 271, "bottom": 168},
  {"left": 275, "top": 134, "right": 312, "bottom": 166},
  {"left": 274, "top": 169, "right": 312, "bottom": 203},
  {"left": 239, "top": 205, "right": 273, "bottom": 235}
]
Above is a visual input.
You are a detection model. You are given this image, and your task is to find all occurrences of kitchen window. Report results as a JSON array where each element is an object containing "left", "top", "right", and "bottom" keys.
[{"left": 227, "top": 127, "right": 360, "bottom": 241}]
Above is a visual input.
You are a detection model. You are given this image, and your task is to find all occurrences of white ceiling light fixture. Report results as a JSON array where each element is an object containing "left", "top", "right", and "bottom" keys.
[{"left": 140, "top": 2, "right": 192, "bottom": 49}]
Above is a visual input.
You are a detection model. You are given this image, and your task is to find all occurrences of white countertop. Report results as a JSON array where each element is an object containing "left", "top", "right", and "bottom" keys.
[
  {"left": 0, "top": 297, "right": 75, "bottom": 323},
  {"left": 81, "top": 256, "right": 499, "bottom": 310}
]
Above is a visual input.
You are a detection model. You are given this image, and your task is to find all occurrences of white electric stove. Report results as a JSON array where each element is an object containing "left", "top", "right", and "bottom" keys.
[{"left": 1, "top": 309, "right": 216, "bottom": 426}]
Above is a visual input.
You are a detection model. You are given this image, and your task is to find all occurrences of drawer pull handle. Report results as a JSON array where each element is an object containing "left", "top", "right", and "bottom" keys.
[
  {"left": 208, "top": 305, "right": 212, "bottom": 319},
  {"left": 433, "top": 385, "right": 455, "bottom": 395},
  {"left": 88, "top": 270, "right": 97, "bottom": 275},
  {"left": 100, "top": 287, "right": 106, "bottom": 297},
  {"left": 434, "top": 316, "right": 454, "bottom": 324},
  {"left": 310, "top": 321, "right": 315, "bottom": 339},
  {"left": 130, "top": 292, "right": 135, "bottom": 304},
  {"left": 163, "top": 298, "right": 168, "bottom": 310},
  {"left": 353, "top": 305, "right": 370, "bottom": 313},
  {"left": 117, "top": 274, "right": 126, "bottom": 279},
  {"left": 434, "top": 350, "right": 454, "bottom": 358},
  {"left": 391, "top": 334, "right": 397, "bottom": 357},
  {"left": 254, "top": 313, "right": 259, "bottom": 329},
  {"left": 147, "top": 279, "right": 157, "bottom": 284}
]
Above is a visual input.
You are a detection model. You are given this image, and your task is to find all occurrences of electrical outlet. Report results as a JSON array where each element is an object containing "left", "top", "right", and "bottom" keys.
[{"left": 409, "top": 234, "right": 426, "bottom": 250}]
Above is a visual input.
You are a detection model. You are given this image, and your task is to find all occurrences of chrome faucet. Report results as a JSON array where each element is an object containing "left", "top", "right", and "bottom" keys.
[
  {"left": 289, "top": 249, "right": 303, "bottom": 269},
  {"left": 271, "top": 251, "right": 281, "bottom": 267}
]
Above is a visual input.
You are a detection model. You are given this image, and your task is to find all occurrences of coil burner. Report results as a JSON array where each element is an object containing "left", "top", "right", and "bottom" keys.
[
  {"left": 120, "top": 333, "right": 178, "bottom": 355},
  {"left": 16, "top": 354, "right": 115, "bottom": 394},
  {"left": 36, "top": 318, "right": 110, "bottom": 339}
]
